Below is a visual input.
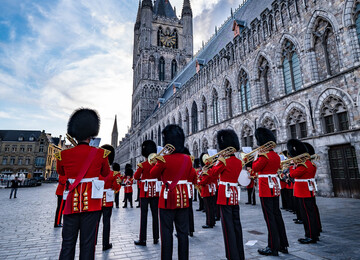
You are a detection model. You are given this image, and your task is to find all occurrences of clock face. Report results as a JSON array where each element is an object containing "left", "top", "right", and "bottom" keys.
[{"left": 160, "top": 31, "right": 176, "bottom": 48}]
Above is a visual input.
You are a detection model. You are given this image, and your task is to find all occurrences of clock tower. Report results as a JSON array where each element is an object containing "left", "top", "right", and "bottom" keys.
[{"left": 131, "top": 0, "right": 193, "bottom": 131}]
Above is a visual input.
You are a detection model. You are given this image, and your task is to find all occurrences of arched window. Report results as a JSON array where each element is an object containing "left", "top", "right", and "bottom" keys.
[
  {"left": 185, "top": 109, "right": 190, "bottom": 136},
  {"left": 178, "top": 113, "right": 182, "bottom": 128},
  {"left": 321, "top": 96, "right": 349, "bottom": 133},
  {"left": 193, "top": 142, "right": 199, "bottom": 158},
  {"left": 202, "top": 96, "right": 208, "bottom": 128},
  {"left": 355, "top": 3, "right": 360, "bottom": 45},
  {"left": 157, "top": 126, "right": 161, "bottom": 146},
  {"left": 191, "top": 102, "right": 198, "bottom": 133},
  {"left": 313, "top": 18, "right": 340, "bottom": 79},
  {"left": 151, "top": 130, "right": 154, "bottom": 141},
  {"left": 258, "top": 57, "right": 271, "bottom": 102},
  {"left": 159, "top": 57, "right": 165, "bottom": 81},
  {"left": 225, "top": 81, "right": 233, "bottom": 118},
  {"left": 261, "top": 118, "right": 277, "bottom": 139},
  {"left": 212, "top": 135, "right": 218, "bottom": 150},
  {"left": 157, "top": 27, "right": 163, "bottom": 47},
  {"left": 212, "top": 89, "right": 220, "bottom": 124},
  {"left": 282, "top": 39, "right": 302, "bottom": 94},
  {"left": 173, "top": 29, "right": 178, "bottom": 49},
  {"left": 202, "top": 139, "right": 209, "bottom": 153},
  {"left": 149, "top": 56, "right": 155, "bottom": 80},
  {"left": 241, "top": 125, "right": 254, "bottom": 148},
  {"left": 239, "top": 70, "right": 251, "bottom": 112},
  {"left": 287, "top": 108, "right": 308, "bottom": 139},
  {"left": 171, "top": 59, "right": 177, "bottom": 79}
]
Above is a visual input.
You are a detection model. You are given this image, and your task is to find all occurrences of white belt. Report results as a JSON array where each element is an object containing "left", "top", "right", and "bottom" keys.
[
  {"left": 103, "top": 188, "right": 113, "bottom": 192},
  {"left": 219, "top": 181, "right": 238, "bottom": 187},
  {"left": 258, "top": 174, "right": 277, "bottom": 178},
  {"left": 187, "top": 182, "right": 193, "bottom": 185},
  {"left": 141, "top": 179, "right": 157, "bottom": 182},
  {"left": 295, "top": 178, "right": 314, "bottom": 182},
  {"left": 68, "top": 177, "right": 98, "bottom": 184},
  {"left": 164, "top": 180, "right": 188, "bottom": 185}
]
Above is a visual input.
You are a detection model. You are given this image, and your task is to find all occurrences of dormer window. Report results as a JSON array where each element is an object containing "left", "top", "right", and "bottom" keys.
[
  {"left": 232, "top": 20, "right": 245, "bottom": 38},
  {"left": 196, "top": 59, "right": 205, "bottom": 73},
  {"left": 18, "top": 136, "right": 24, "bottom": 141},
  {"left": 29, "top": 136, "right": 34, "bottom": 141}
]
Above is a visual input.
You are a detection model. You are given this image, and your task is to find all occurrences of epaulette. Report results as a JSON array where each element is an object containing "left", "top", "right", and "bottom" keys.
[
  {"left": 298, "top": 162, "right": 308, "bottom": 168},
  {"left": 113, "top": 171, "right": 120, "bottom": 177},
  {"left": 102, "top": 148, "right": 111, "bottom": 159},
  {"left": 137, "top": 162, "right": 143, "bottom": 169},
  {"left": 258, "top": 152, "right": 269, "bottom": 159},
  {"left": 54, "top": 151, "right": 62, "bottom": 161},
  {"left": 218, "top": 157, "right": 227, "bottom": 166}
]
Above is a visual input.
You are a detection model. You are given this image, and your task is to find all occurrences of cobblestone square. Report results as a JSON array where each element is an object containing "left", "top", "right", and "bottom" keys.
[{"left": 0, "top": 183, "right": 359, "bottom": 259}]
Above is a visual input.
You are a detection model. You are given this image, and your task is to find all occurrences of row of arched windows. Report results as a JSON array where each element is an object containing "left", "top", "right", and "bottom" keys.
[{"left": 156, "top": 57, "right": 177, "bottom": 81}]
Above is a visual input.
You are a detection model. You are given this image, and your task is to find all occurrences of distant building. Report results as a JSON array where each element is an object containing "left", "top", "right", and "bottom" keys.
[{"left": 0, "top": 130, "right": 65, "bottom": 179}]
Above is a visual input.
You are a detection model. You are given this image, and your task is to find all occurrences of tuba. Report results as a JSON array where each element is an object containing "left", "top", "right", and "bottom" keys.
[
  {"left": 241, "top": 141, "right": 276, "bottom": 164},
  {"left": 148, "top": 144, "right": 175, "bottom": 165},
  {"left": 280, "top": 153, "right": 311, "bottom": 170},
  {"left": 202, "top": 147, "right": 237, "bottom": 172}
]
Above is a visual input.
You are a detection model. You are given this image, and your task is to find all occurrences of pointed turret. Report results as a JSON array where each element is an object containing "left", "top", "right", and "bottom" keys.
[
  {"left": 181, "top": 0, "right": 193, "bottom": 57},
  {"left": 181, "top": 0, "right": 192, "bottom": 17},
  {"left": 134, "top": 1, "right": 141, "bottom": 30},
  {"left": 111, "top": 115, "right": 118, "bottom": 148},
  {"left": 142, "top": 0, "right": 152, "bottom": 9},
  {"left": 154, "top": 0, "right": 177, "bottom": 18}
]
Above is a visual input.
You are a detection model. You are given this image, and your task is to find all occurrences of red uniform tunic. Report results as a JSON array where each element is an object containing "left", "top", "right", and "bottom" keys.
[
  {"left": 187, "top": 167, "right": 197, "bottom": 199},
  {"left": 207, "top": 156, "right": 242, "bottom": 205},
  {"left": 56, "top": 144, "right": 111, "bottom": 215},
  {"left": 134, "top": 161, "right": 159, "bottom": 198},
  {"left": 252, "top": 151, "right": 281, "bottom": 197},
  {"left": 56, "top": 175, "right": 67, "bottom": 196},
  {"left": 246, "top": 169, "right": 257, "bottom": 189},
  {"left": 150, "top": 153, "right": 193, "bottom": 209},
  {"left": 289, "top": 160, "right": 317, "bottom": 198},
  {"left": 101, "top": 170, "right": 121, "bottom": 207},
  {"left": 198, "top": 171, "right": 217, "bottom": 198},
  {"left": 123, "top": 177, "right": 133, "bottom": 193}
]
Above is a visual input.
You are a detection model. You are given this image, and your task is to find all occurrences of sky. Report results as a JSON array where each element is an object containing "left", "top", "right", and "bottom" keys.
[{"left": 0, "top": 0, "right": 244, "bottom": 145}]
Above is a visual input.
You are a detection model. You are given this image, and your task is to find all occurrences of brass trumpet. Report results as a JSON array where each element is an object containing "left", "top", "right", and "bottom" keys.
[
  {"left": 66, "top": 133, "right": 78, "bottom": 146},
  {"left": 148, "top": 144, "right": 175, "bottom": 164},
  {"left": 280, "top": 153, "right": 311, "bottom": 170},
  {"left": 242, "top": 141, "right": 276, "bottom": 163},
  {"left": 202, "top": 146, "right": 237, "bottom": 171}
]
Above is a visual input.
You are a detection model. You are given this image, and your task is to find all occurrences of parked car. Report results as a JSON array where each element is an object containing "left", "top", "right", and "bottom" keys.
[{"left": 47, "top": 177, "right": 59, "bottom": 182}]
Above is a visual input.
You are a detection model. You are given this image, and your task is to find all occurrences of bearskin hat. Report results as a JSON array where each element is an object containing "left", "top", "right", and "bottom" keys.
[
  {"left": 183, "top": 147, "right": 191, "bottom": 155},
  {"left": 67, "top": 108, "right": 100, "bottom": 141},
  {"left": 125, "top": 163, "right": 132, "bottom": 170},
  {"left": 125, "top": 167, "right": 133, "bottom": 177},
  {"left": 302, "top": 142, "right": 315, "bottom": 156},
  {"left": 112, "top": 163, "right": 120, "bottom": 171},
  {"left": 217, "top": 129, "right": 240, "bottom": 152},
  {"left": 287, "top": 139, "right": 308, "bottom": 157},
  {"left": 193, "top": 158, "right": 200, "bottom": 168},
  {"left": 255, "top": 127, "right": 276, "bottom": 146},
  {"left": 100, "top": 144, "right": 115, "bottom": 165},
  {"left": 199, "top": 152, "right": 207, "bottom": 167},
  {"left": 162, "top": 124, "right": 185, "bottom": 154},
  {"left": 141, "top": 140, "right": 157, "bottom": 158}
]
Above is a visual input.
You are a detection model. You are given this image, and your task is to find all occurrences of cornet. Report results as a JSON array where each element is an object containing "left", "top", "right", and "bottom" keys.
[
  {"left": 202, "top": 146, "right": 237, "bottom": 171},
  {"left": 242, "top": 141, "right": 276, "bottom": 164},
  {"left": 148, "top": 144, "right": 175, "bottom": 164}
]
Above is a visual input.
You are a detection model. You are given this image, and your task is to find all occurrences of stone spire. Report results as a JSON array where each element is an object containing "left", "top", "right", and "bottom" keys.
[
  {"left": 111, "top": 115, "right": 118, "bottom": 148},
  {"left": 181, "top": 0, "right": 192, "bottom": 17},
  {"left": 134, "top": 0, "right": 141, "bottom": 30},
  {"left": 142, "top": 0, "right": 153, "bottom": 9}
]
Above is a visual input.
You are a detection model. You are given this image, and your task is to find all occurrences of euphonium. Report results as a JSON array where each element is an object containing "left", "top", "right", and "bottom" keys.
[
  {"left": 280, "top": 153, "right": 311, "bottom": 170},
  {"left": 202, "top": 146, "right": 237, "bottom": 171},
  {"left": 148, "top": 144, "right": 175, "bottom": 164},
  {"left": 242, "top": 141, "right": 276, "bottom": 163},
  {"left": 66, "top": 133, "right": 78, "bottom": 146}
]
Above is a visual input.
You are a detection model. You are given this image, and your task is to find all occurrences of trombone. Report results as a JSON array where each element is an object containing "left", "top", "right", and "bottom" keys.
[
  {"left": 202, "top": 146, "right": 237, "bottom": 172},
  {"left": 241, "top": 141, "right": 276, "bottom": 164},
  {"left": 280, "top": 153, "right": 311, "bottom": 170},
  {"left": 66, "top": 133, "right": 78, "bottom": 146},
  {"left": 148, "top": 144, "right": 175, "bottom": 164}
]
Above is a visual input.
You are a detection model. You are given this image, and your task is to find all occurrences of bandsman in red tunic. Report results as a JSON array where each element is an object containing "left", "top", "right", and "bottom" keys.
[
  {"left": 123, "top": 164, "right": 134, "bottom": 208},
  {"left": 99, "top": 145, "right": 121, "bottom": 251},
  {"left": 252, "top": 127, "right": 288, "bottom": 256},
  {"left": 287, "top": 139, "right": 320, "bottom": 244},
  {"left": 203, "top": 129, "right": 245, "bottom": 260},
  {"left": 134, "top": 140, "right": 160, "bottom": 246},
  {"left": 113, "top": 164, "right": 123, "bottom": 208},
  {"left": 150, "top": 125, "right": 193, "bottom": 260},
  {"left": 184, "top": 148, "right": 197, "bottom": 237},
  {"left": 245, "top": 162, "right": 257, "bottom": 205},
  {"left": 57, "top": 108, "right": 111, "bottom": 260},
  {"left": 198, "top": 152, "right": 217, "bottom": 229},
  {"left": 54, "top": 174, "right": 67, "bottom": 227}
]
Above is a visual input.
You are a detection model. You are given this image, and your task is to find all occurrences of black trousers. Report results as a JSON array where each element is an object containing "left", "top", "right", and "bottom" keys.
[
  {"left": 219, "top": 205, "right": 245, "bottom": 260},
  {"left": 102, "top": 207, "right": 112, "bottom": 247},
  {"left": 285, "top": 189, "right": 294, "bottom": 211},
  {"left": 188, "top": 199, "right": 194, "bottom": 233},
  {"left": 159, "top": 208, "right": 189, "bottom": 260},
  {"left": 247, "top": 187, "right": 256, "bottom": 205},
  {"left": 312, "top": 197, "right": 322, "bottom": 232},
  {"left": 280, "top": 189, "right": 287, "bottom": 209},
  {"left": 193, "top": 189, "right": 198, "bottom": 201},
  {"left": 124, "top": 192, "right": 133, "bottom": 207},
  {"left": 298, "top": 197, "right": 319, "bottom": 239},
  {"left": 294, "top": 195, "right": 302, "bottom": 220},
  {"left": 260, "top": 197, "right": 289, "bottom": 251},
  {"left": 54, "top": 195, "right": 65, "bottom": 226},
  {"left": 114, "top": 192, "right": 119, "bottom": 208},
  {"left": 59, "top": 211, "right": 101, "bottom": 260},
  {"left": 139, "top": 197, "right": 159, "bottom": 241},
  {"left": 203, "top": 196, "right": 216, "bottom": 226}
]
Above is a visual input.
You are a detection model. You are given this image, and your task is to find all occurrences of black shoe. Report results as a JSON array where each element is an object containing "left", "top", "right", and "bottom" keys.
[
  {"left": 153, "top": 239, "right": 159, "bottom": 244},
  {"left": 131, "top": 205, "right": 133, "bottom": 208},
  {"left": 298, "top": 237, "right": 316, "bottom": 244},
  {"left": 136, "top": 205, "right": 140, "bottom": 208},
  {"left": 14, "top": 197, "right": 17, "bottom": 198},
  {"left": 134, "top": 240, "right": 146, "bottom": 246},
  {"left": 189, "top": 232, "right": 193, "bottom": 237},
  {"left": 293, "top": 218, "right": 298, "bottom": 221},
  {"left": 196, "top": 208, "right": 202, "bottom": 211},
  {"left": 245, "top": 202, "right": 251, "bottom": 204},
  {"left": 135, "top": 199, "right": 139, "bottom": 202},
  {"left": 279, "top": 247, "right": 288, "bottom": 254},
  {"left": 54, "top": 224, "right": 63, "bottom": 228},
  {"left": 252, "top": 203, "right": 256, "bottom": 205},
  {"left": 123, "top": 206, "right": 127, "bottom": 208},
  {"left": 202, "top": 225, "right": 212, "bottom": 229},
  {"left": 116, "top": 206, "right": 119, "bottom": 208},
  {"left": 294, "top": 220, "right": 303, "bottom": 224},
  {"left": 103, "top": 243, "right": 112, "bottom": 251},
  {"left": 215, "top": 218, "right": 220, "bottom": 221},
  {"left": 258, "top": 247, "right": 278, "bottom": 256}
]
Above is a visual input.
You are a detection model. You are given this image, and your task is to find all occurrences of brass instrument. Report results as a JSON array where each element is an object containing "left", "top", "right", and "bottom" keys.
[
  {"left": 148, "top": 144, "right": 175, "bottom": 164},
  {"left": 202, "top": 146, "right": 237, "bottom": 172},
  {"left": 66, "top": 133, "right": 78, "bottom": 146},
  {"left": 241, "top": 141, "right": 276, "bottom": 164},
  {"left": 280, "top": 153, "right": 311, "bottom": 170},
  {"left": 310, "top": 154, "right": 320, "bottom": 161}
]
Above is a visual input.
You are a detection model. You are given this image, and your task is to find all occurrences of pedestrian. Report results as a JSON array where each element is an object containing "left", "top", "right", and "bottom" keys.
[
  {"left": 9, "top": 177, "right": 20, "bottom": 199},
  {"left": 57, "top": 108, "right": 111, "bottom": 260}
]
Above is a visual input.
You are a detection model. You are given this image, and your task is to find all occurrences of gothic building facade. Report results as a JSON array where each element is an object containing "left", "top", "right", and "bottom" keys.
[{"left": 115, "top": 0, "right": 360, "bottom": 198}]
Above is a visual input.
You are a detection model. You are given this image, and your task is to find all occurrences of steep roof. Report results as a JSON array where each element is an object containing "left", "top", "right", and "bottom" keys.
[
  {"left": 153, "top": 0, "right": 177, "bottom": 19},
  {"left": 0, "top": 130, "right": 42, "bottom": 141},
  {"left": 158, "top": 0, "right": 273, "bottom": 106}
]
